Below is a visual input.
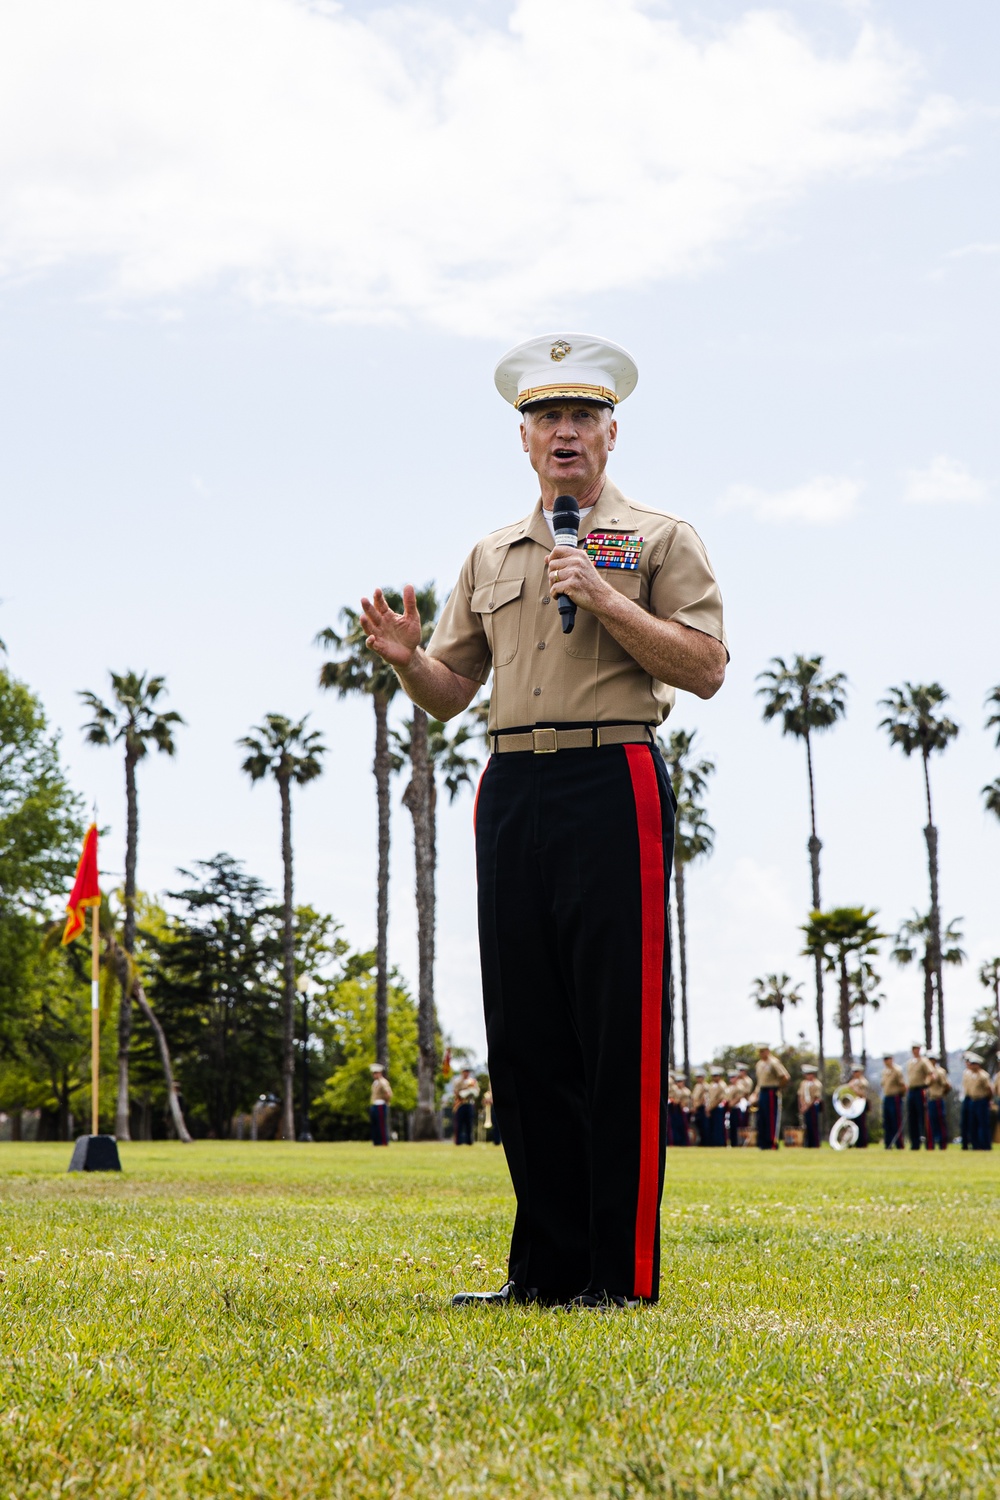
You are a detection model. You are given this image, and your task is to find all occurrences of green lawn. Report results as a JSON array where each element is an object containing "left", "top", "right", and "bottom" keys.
[{"left": 1, "top": 1142, "right": 999, "bottom": 1498}]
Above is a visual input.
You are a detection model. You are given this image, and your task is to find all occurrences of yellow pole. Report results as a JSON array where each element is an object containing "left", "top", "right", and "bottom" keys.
[{"left": 91, "top": 903, "right": 100, "bottom": 1136}]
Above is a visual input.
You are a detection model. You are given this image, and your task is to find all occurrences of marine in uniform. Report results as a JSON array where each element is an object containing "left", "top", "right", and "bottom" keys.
[
  {"left": 690, "top": 1071, "right": 708, "bottom": 1146},
  {"left": 483, "top": 1084, "right": 502, "bottom": 1145},
  {"left": 362, "top": 334, "right": 727, "bottom": 1309},
  {"left": 453, "top": 1068, "right": 481, "bottom": 1145},
  {"left": 369, "top": 1063, "right": 392, "bottom": 1146},
  {"left": 904, "top": 1044, "right": 934, "bottom": 1150},
  {"left": 798, "top": 1064, "right": 822, "bottom": 1148},
  {"left": 962, "top": 1055, "right": 993, "bottom": 1150},
  {"left": 752, "top": 1045, "right": 790, "bottom": 1150},
  {"left": 925, "top": 1054, "right": 952, "bottom": 1150},
  {"left": 667, "top": 1073, "right": 691, "bottom": 1147},
  {"left": 726, "top": 1070, "right": 744, "bottom": 1148},
  {"left": 848, "top": 1065, "right": 870, "bottom": 1148},
  {"left": 880, "top": 1054, "right": 905, "bottom": 1149},
  {"left": 706, "top": 1068, "right": 727, "bottom": 1147}
]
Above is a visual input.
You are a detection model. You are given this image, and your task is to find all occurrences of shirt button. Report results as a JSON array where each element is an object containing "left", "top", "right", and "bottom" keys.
[
  {"left": 537, "top": 641, "right": 546, "bottom": 650},
  {"left": 533, "top": 687, "right": 541, "bottom": 696},
  {"left": 541, "top": 596, "right": 550, "bottom": 605}
]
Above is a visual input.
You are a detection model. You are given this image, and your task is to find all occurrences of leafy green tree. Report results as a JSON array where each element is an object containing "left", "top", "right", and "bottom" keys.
[
  {"left": 750, "top": 972, "right": 803, "bottom": 1047},
  {"left": 319, "top": 969, "right": 419, "bottom": 1129},
  {"left": 879, "top": 682, "right": 959, "bottom": 1061},
  {"left": 79, "top": 670, "right": 184, "bottom": 1139},
  {"left": 890, "top": 911, "right": 965, "bottom": 1052},
  {"left": 238, "top": 715, "right": 326, "bottom": 1140},
  {"left": 757, "top": 655, "right": 847, "bottom": 1083},
  {"left": 979, "top": 958, "right": 1000, "bottom": 1040},
  {"left": 392, "top": 687, "right": 480, "bottom": 1140},
  {"left": 316, "top": 598, "right": 407, "bottom": 1072},
  {"left": 802, "top": 908, "right": 884, "bottom": 1077},
  {"left": 659, "top": 729, "right": 715, "bottom": 1078}
]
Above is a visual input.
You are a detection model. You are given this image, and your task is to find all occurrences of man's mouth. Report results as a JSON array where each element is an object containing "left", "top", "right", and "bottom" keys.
[{"left": 553, "top": 448, "right": 579, "bottom": 461}]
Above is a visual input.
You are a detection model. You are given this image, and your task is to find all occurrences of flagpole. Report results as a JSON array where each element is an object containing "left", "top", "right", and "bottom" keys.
[{"left": 91, "top": 902, "right": 100, "bottom": 1135}]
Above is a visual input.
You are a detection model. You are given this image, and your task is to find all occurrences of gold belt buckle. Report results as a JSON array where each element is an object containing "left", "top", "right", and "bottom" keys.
[{"left": 531, "top": 727, "right": 558, "bottom": 754}]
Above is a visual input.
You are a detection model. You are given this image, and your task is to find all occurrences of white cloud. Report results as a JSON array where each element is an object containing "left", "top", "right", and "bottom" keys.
[
  {"left": 719, "top": 475, "right": 862, "bottom": 524},
  {"left": 903, "top": 455, "right": 990, "bottom": 504},
  {"left": 0, "top": 0, "right": 958, "bottom": 334}
]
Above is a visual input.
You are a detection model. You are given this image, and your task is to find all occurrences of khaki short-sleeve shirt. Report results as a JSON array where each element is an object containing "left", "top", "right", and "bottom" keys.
[{"left": 426, "top": 477, "right": 726, "bottom": 733}]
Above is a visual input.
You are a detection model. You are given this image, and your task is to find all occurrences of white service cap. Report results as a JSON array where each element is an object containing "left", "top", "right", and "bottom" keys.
[{"left": 494, "top": 332, "right": 638, "bottom": 411}]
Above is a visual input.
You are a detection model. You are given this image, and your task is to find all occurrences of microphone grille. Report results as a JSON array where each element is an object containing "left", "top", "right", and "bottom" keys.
[{"left": 552, "top": 493, "right": 580, "bottom": 529}]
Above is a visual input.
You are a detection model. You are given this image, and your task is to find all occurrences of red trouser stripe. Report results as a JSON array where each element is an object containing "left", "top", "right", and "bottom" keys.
[
  {"left": 473, "top": 762, "right": 489, "bottom": 835},
  {"left": 624, "top": 744, "right": 665, "bottom": 1301}
]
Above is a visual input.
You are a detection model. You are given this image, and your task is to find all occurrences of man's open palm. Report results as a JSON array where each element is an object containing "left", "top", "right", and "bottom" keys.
[{"left": 361, "top": 585, "right": 423, "bottom": 669}]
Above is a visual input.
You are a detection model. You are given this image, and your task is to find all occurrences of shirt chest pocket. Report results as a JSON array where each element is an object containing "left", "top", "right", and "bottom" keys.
[
  {"left": 471, "top": 576, "right": 525, "bottom": 668},
  {"left": 564, "top": 567, "right": 642, "bottom": 660}
]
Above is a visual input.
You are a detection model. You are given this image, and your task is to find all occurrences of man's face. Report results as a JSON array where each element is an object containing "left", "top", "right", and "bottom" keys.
[
  {"left": 520, "top": 401, "right": 616, "bottom": 492},
  {"left": 912, "top": 1046, "right": 921, "bottom": 1057}
]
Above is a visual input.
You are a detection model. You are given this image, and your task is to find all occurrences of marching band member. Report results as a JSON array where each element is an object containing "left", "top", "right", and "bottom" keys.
[
  {"left": 926, "top": 1054, "right": 952, "bottom": 1150},
  {"left": 798, "top": 1064, "right": 822, "bottom": 1148},
  {"left": 706, "top": 1067, "right": 727, "bottom": 1146},
  {"left": 751, "top": 1044, "right": 790, "bottom": 1150},
  {"left": 881, "top": 1053, "right": 905, "bottom": 1150},
  {"left": 904, "top": 1043, "right": 935, "bottom": 1150},
  {"left": 690, "top": 1071, "right": 708, "bottom": 1146},
  {"left": 962, "top": 1054, "right": 993, "bottom": 1151},
  {"left": 848, "top": 1064, "right": 870, "bottom": 1148},
  {"left": 369, "top": 1063, "right": 393, "bottom": 1147}
]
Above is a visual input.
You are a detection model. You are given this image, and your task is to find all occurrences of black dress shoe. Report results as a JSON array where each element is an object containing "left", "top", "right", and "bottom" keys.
[
  {"left": 561, "top": 1291, "right": 642, "bottom": 1311},
  {"left": 451, "top": 1281, "right": 540, "bottom": 1308}
]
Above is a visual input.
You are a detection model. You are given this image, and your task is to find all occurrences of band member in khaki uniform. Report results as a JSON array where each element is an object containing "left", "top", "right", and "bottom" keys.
[
  {"left": 364, "top": 333, "right": 727, "bottom": 1309},
  {"left": 453, "top": 1067, "right": 481, "bottom": 1145},
  {"left": 369, "top": 1063, "right": 393, "bottom": 1147},
  {"left": 690, "top": 1071, "right": 708, "bottom": 1146},
  {"left": 904, "top": 1044, "right": 934, "bottom": 1150},
  {"left": 751, "top": 1045, "right": 790, "bottom": 1150},
  {"left": 674, "top": 1073, "right": 692, "bottom": 1146},
  {"left": 798, "top": 1064, "right": 822, "bottom": 1148},
  {"left": 925, "top": 1054, "right": 952, "bottom": 1150},
  {"left": 848, "top": 1064, "right": 870, "bottom": 1148},
  {"left": 962, "top": 1054, "right": 993, "bottom": 1151},
  {"left": 881, "top": 1053, "right": 905, "bottom": 1150},
  {"left": 706, "top": 1068, "right": 727, "bottom": 1146},
  {"left": 726, "top": 1070, "right": 745, "bottom": 1148}
]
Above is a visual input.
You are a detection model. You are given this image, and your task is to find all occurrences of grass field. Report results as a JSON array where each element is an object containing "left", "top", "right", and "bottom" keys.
[{"left": 2, "top": 1142, "right": 1000, "bottom": 1499}]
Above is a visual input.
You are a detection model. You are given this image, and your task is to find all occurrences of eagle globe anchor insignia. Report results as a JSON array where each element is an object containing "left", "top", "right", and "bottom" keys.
[{"left": 829, "top": 1084, "right": 866, "bottom": 1150}]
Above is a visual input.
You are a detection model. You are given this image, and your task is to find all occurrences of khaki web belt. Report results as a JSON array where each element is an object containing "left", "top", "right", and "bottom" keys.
[{"left": 490, "top": 724, "right": 654, "bottom": 755}]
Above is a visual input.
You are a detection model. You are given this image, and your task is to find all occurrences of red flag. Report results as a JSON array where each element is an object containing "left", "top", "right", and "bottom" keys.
[
  {"left": 441, "top": 1047, "right": 452, "bottom": 1081},
  {"left": 62, "top": 824, "right": 101, "bottom": 945}
]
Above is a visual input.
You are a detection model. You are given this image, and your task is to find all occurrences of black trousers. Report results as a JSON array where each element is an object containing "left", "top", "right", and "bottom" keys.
[
  {"left": 757, "top": 1087, "right": 780, "bottom": 1149},
  {"left": 476, "top": 741, "right": 674, "bottom": 1303},
  {"left": 803, "top": 1103, "right": 821, "bottom": 1148},
  {"left": 906, "top": 1087, "right": 928, "bottom": 1149},
  {"left": 883, "top": 1095, "right": 904, "bottom": 1148},
  {"left": 927, "top": 1097, "right": 947, "bottom": 1150},
  {"left": 455, "top": 1102, "right": 476, "bottom": 1145},
  {"left": 370, "top": 1102, "right": 389, "bottom": 1146}
]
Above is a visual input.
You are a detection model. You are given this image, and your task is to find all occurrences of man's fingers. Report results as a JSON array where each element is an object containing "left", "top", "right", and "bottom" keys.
[{"left": 402, "top": 584, "right": 419, "bottom": 622}]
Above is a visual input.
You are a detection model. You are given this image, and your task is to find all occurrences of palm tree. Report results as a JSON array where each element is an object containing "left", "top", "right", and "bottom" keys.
[
  {"left": 750, "top": 973, "right": 803, "bottom": 1046},
  {"left": 978, "top": 958, "right": 1000, "bottom": 1039},
  {"left": 757, "top": 656, "right": 847, "bottom": 1084},
  {"left": 392, "top": 698, "right": 479, "bottom": 1140},
  {"left": 891, "top": 911, "right": 965, "bottom": 1051},
  {"left": 983, "top": 686, "right": 1000, "bottom": 823},
  {"left": 879, "top": 683, "right": 959, "bottom": 1062},
  {"left": 316, "top": 597, "right": 407, "bottom": 1071},
  {"left": 802, "top": 908, "right": 884, "bottom": 1077},
  {"left": 238, "top": 713, "right": 326, "bottom": 1140},
  {"left": 79, "top": 671, "right": 184, "bottom": 1140},
  {"left": 659, "top": 730, "right": 715, "bottom": 1079}
]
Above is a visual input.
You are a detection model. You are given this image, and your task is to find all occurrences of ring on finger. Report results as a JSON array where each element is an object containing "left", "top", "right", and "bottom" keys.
[{"left": 554, "top": 570, "right": 559, "bottom": 582}]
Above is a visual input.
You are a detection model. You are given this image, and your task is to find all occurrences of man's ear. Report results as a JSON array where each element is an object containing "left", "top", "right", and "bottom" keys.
[
  {"left": 520, "top": 419, "right": 528, "bottom": 453},
  {"left": 607, "top": 416, "right": 618, "bottom": 452}
]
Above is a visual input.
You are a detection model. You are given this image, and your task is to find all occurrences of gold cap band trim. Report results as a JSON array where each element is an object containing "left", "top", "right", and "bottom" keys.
[{"left": 514, "top": 383, "right": 618, "bottom": 410}]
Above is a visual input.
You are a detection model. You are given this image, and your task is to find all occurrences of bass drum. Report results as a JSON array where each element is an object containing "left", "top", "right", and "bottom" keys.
[{"left": 829, "top": 1117, "right": 859, "bottom": 1151}]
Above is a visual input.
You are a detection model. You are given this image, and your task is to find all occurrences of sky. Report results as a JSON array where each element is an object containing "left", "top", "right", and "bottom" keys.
[{"left": 1, "top": 0, "right": 997, "bottom": 1069}]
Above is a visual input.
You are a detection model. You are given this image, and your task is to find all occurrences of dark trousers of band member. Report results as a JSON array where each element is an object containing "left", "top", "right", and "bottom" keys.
[
  {"left": 856, "top": 1101, "right": 869, "bottom": 1148},
  {"left": 694, "top": 1106, "right": 708, "bottom": 1145},
  {"left": 927, "top": 1097, "right": 948, "bottom": 1150},
  {"left": 803, "top": 1103, "right": 821, "bottom": 1148},
  {"left": 906, "top": 1087, "right": 928, "bottom": 1149},
  {"left": 883, "top": 1095, "right": 904, "bottom": 1148},
  {"left": 475, "top": 740, "right": 673, "bottom": 1304},
  {"left": 971, "top": 1096, "right": 993, "bottom": 1150},
  {"left": 454, "top": 1102, "right": 476, "bottom": 1145},
  {"left": 370, "top": 1102, "right": 389, "bottom": 1146},
  {"left": 757, "top": 1087, "right": 780, "bottom": 1149},
  {"left": 728, "top": 1107, "right": 742, "bottom": 1148}
]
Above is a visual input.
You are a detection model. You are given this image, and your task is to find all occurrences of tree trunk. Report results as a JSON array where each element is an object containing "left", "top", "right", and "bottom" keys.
[
  {"left": 404, "top": 709, "right": 439, "bottom": 1140},
  {"left": 373, "top": 691, "right": 391, "bottom": 1071},
  {"left": 675, "top": 859, "right": 690, "bottom": 1079},
  {"left": 838, "top": 955, "right": 852, "bottom": 1078},
  {"left": 922, "top": 752, "right": 946, "bottom": 1066},
  {"left": 777, "top": 1005, "right": 785, "bottom": 1047},
  {"left": 666, "top": 905, "right": 676, "bottom": 1074},
  {"left": 109, "top": 938, "right": 192, "bottom": 1142},
  {"left": 922, "top": 948, "right": 934, "bottom": 1053},
  {"left": 279, "top": 774, "right": 297, "bottom": 1141},
  {"left": 116, "top": 747, "right": 139, "bottom": 1141},
  {"left": 805, "top": 732, "right": 826, "bottom": 1086}
]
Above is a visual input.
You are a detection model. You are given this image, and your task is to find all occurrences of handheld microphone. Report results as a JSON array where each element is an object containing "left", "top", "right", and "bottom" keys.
[{"left": 551, "top": 493, "right": 581, "bottom": 634}]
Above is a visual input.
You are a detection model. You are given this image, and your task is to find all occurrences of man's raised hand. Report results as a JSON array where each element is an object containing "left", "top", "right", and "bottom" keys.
[{"left": 360, "top": 585, "right": 423, "bottom": 670}]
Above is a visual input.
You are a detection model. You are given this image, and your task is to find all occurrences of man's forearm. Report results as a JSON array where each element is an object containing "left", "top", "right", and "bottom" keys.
[
  {"left": 590, "top": 593, "right": 726, "bottom": 699},
  {"left": 394, "top": 649, "right": 480, "bottom": 721}
]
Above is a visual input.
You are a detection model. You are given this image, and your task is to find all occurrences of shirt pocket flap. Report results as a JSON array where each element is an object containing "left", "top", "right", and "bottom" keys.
[
  {"left": 605, "top": 569, "right": 641, "bottom": 600},
  {"left": 471, "top": 576, "right": 525, "bottom": 614}
]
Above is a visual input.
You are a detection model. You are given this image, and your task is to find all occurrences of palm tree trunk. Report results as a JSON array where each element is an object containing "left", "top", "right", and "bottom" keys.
[
  {"left": 404, "top": 708, "right": 440, "bottom": 1140},
  {"left": 373, "top": 690, "right": 391, "bottom": 1071},
  {"left": 778, "top": 1005, "right": 785, "bottom": 1047},
  {"left": 279, "top": 774, "right": 297, "bottom": 1140},
  {"left": 675, "top": 860, "right": 690, "bottom": 1079},
  {"left": 838, "top": 955, "right": 851, "bottom": 1078},
  {"left": 666, "top": 905, "right": 676, "bottom": 1074},
  {"left": 804, "top": 732, "right": 826, "bottom": 1086},
  {"left": 921, "top": 752, "right": 946, "bottom": 1064},
  {"left": 116, "top": 747, "right": 139, "bottom": 1140},
  {"left": 922, "top": 948, "right": 934, "bottom": 1053}
]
